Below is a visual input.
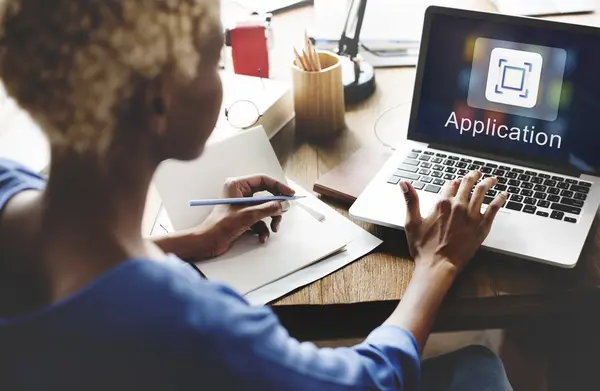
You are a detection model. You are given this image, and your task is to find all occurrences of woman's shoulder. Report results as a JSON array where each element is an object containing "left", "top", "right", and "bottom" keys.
[{"left": 0, "top": 158, "right": 45, "bottom": 211}]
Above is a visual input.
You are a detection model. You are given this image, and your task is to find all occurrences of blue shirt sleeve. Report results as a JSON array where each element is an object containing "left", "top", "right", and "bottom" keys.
[
  {"left": 191, "top": 282, "right": 421, "bottom": 391},
  {"left": 0, "top": 158, "right": 45, "bottom": 213}
]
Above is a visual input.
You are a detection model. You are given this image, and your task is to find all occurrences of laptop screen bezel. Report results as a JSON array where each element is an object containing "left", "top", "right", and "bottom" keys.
[{"left": 407, "top": 6, "right": 600, "bottom": 175}]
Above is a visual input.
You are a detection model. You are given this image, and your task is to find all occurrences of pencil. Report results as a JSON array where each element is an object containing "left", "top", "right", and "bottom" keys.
[
  {"left": 189, "top": 195, "right": 306, "bottom": 207},
  {"left": 293, "top": 47, "right": 308, "bottom": 71}
]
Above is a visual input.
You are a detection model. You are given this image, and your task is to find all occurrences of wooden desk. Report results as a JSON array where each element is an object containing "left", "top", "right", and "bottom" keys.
[{"left": 253, "top": 1, "right": 600, "bottom": 340}]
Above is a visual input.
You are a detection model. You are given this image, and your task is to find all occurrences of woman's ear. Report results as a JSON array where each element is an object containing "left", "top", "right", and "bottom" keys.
[{"left": 146, "top": 77, "right": 170, "bottom": 136}]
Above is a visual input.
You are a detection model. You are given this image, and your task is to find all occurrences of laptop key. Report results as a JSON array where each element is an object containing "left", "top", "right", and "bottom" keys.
[
  {"left": 481, "top": 167, "right": 493, "bottom": 174},
  {"left": 574, "top": 192, "right": 587, "bottom": 201},
  {"left": 508, "top": 179, "right": 520, "bottom": 186},
  {"left": 566, "top": 179, "right": 578, "bottom": 184},
  {"left": 431, "top": 157, "right": 442, "bottom": 164},
  {"left": 538, "top": 173, "right": 550, "bottom": 179},
  {"left": 394, "top": 171, "right": 420, "bottom": 181},
  {"left": 485, "top": 162, "right": 498, "bottom": 168},
  {"left": 407, "top": 153, "right": 418, "bottom": 159},
  {"left": 425, "top": 184, "right": 441, "bottom": 193},
  {"left": 387, "top": 176, "right": 401, "bottom": 185},
  {"left": 508, "top": 186, "right": 520, "bottom": 194},
  {"left": 525, "top": 171, "right": 537, "bottom": 176},
  {"left": 444, "top": 159, "right": 456, "bottom": 166},
  {"left": 458, "top": 169, "right": 469, "bottom": 176},
  {"left": 511, "top": 168, "right": 524, "bottom": 173},
  {"left": 436, "top": 153, "right": 447, "bottom": 157},
  {"left": 518, "top": 174, "right": 531, "bottom": 182},
  {"left": 565, "top": 217, "right": 577, "bottom": 223},
  {"left": 570, "top": 184, "right": 590, "bottom": 194},
  {"left": 412, "top": 149, "right": 422, "bottom": 153},
  {"left": 448, "top": 156, "right": 459, "bottom": 160},
  {"left": 420, "top": 176, "right": 433, "bottom": 183},
  {"left": 551, "top": 203, "right": 581, "bottom": 215},
  {"left": 497, "top": 177, "right": 508, "bottom": 184},
  {"left": 531, "top": 177, "right": 544, "bottom": 184},
  {"left": 433, "top": 178, "right": 445, "bottom": 186},
  {"left": 456, "top": 162, "right": 468, "bottom": 168},
  {"left": 511, "top": 194, "right": 524, "bottom": 202},
  {"left": 534, "top": 192, "right": 546, "bottom": 200},
  {"left": 433, "top": 164, "right": 444, "bottom": 171},
  {"left": 443, "top": 174, "right": 456, "bottom": 180},
  {"left": 403, "top": 158, "right": 419, "bottom": 166},
  {"left": 412, "top": 181, "right": 425, "bottom": 190},
  {"left": 419, "top": 169, "right": 431, "bottom": 175},
  {"left": 544, "top": 179, "right": 557, "bottom": 187},
  {"left": 421, "top": 162, "right": 432, "bottom": 168},
  {"left": 468, "top": 164, "right": 481, "bottom": 170},
  {"left": 523, "top": 205, "right": 536, "bottom": 214},
  {"left": 431, "top": 171, "right": 443, "bottom": 178},
  {"left": 445, "top": 167, "right": 457, "bottom": 173},
  {"left": 561, "top": 197, "right": 584, "bottom": 208},
  {"left": 560, "top": 190, "right": 574, "bottom": 198},
  {"left": 399, "top": 165, "right": 420, "bottom": 175},
  {"left": 482, "top": 196, "right": 494, "bottom": 204},
  {"left": 474, "top": 160, "right": 486, "bottom": 165},
  {"left": 506, "top": 201, "right": 523, "bottom": 211},
  {"left": 506, "top": 172, "right": 518, "bottom": 179},
  {"left": 499, "top": 165, "right": 511, "bottom": 170},
  {"left": 424, "top": 151, "right": 434, "bottom": 155},
  {"left": 550, "top": 211, "right": 564, "bottom": 220},
  {"left": 536, "top": 211, "right": 549, "bottom": 217},
  {"left": 486, "top": 189, "right": 498, "bottom": 197},
  {"left": 557, "top": 182, "right": 570, "bottom": 190},
  {"left": 533, "top": 184, "right": 547, "bottom": 192},
  {"left": 419, "top": 155, "right": 431, "bottom": 161},
  {"left": 552, "top": 176, "right": 564, "bottom": 181},
  {"left": 521, "top": 182, "right": 534, "bottom": 190},
  {"left": 495, "top": 184, "right": 508, "bottom": 191},
  {"left": 579, "top": 181, "right": 592, "bottom": 187},
  {"left": 548, "top": 188, "right": 560, "bottom": 195},
  {"left": 460, "top": 158, "right": 472, "bottom": 163},
  {"left": 521, "top": 190, "right": 534, "bottom": 197},
  {"left": 537, "top": 200, "right": 550, "bottom": 208},
  {"left": 524, "top": 197, "right": 536, "bottom": 205},
  {"left": 492, "top": 169, "right": 506, "bottom": 176},
  {"left": 547, "top": 195, "right": 560, "bottom": 202}
]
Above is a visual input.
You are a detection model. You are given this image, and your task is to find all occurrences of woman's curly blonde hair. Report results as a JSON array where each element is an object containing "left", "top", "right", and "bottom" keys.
[{"left": 0, "top": 0, "right": 220, "bottom": 154}]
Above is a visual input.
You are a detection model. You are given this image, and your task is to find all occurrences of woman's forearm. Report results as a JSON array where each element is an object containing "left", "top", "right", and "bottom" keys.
[{"left": 383, "top": 260, "right": 457, "bottom": 351}]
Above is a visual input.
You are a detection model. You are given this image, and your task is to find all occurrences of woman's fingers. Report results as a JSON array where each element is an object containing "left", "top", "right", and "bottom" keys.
[
  {"left": 440, "top": 178, "right": 461, "bottom": 199},
  {"left": 250, "top": 220, "right": 270, "bottom": 243},
  {"left": 456, "top": 170, "right": 482, "bottom": 202},
  {"left": 399, "top": 181, "right": 422, "bottom": 231},
  {"left": 469, "top": 177, "right": 497, "bottom": 217},
  {"left": 225, "top": 175, "right": 295, "bottom": 197},
  {"left": 483, "top": 191, "right": 508, "bottom": 229}
]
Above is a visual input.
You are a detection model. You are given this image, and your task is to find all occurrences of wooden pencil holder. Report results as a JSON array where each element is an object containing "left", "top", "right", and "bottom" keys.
[{"left": 292, "top": 51, "right": 346, "bottom": 140}]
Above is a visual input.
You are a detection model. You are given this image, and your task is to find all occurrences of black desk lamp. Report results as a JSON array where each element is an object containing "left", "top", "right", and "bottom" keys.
[{"left": 337, "top": 0, "right": 375, "bottom": 104}]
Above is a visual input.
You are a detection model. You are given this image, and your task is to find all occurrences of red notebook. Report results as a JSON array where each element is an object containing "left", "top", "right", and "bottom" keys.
[{"left": 313, "top": 145, "right": 393, "bottom": 205}]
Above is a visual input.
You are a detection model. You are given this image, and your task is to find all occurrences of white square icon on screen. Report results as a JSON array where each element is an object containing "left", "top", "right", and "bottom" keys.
[{"left": 485, "top": 48, "right": 543, "bottom": 108}]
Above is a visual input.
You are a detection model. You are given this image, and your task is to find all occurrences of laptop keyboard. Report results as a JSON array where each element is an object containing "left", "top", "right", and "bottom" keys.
[{"left": 387, "top": 148, "right": 592, "bottom": 224}]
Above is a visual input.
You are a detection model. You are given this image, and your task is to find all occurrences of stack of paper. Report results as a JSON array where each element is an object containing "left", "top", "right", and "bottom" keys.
[{"left": 153, "top": 127, "right": 381, "bottom": 303}]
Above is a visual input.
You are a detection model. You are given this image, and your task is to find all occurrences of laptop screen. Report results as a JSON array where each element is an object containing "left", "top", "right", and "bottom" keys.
[{"left": 409, "top": 7, "right": 600, "bottom": 175}]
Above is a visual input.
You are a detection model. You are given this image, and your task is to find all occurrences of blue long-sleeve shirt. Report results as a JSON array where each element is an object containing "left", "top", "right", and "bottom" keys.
[{"left": 0, "top": 158, "right": 420, "bottom": 391}]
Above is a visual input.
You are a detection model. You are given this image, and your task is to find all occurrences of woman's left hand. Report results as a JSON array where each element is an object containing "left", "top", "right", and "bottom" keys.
[{"left": 153, "top": 175, "right": 294, "bottom": 260}]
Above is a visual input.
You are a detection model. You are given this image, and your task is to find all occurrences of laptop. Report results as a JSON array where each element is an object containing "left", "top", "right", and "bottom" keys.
[{"left": 349, "top": 6, "right": 600, "bottom": 268}]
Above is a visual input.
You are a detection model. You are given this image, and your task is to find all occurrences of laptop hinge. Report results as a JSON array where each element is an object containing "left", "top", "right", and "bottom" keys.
[{"left": 428, "top": 143, "right": 583, "bottom": 178}]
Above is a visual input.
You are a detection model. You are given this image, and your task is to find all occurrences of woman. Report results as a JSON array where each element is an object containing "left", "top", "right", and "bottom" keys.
[{"left": 0, "top": 1, "right": 512, "bottom": 390}]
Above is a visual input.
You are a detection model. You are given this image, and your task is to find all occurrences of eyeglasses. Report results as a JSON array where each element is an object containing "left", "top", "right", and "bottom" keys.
[
  {"left": 220, "top": 68, "right": 266, "bottom": 130},
  {"left": 224, "top": 99, "right": 262, "bottom": 129}
]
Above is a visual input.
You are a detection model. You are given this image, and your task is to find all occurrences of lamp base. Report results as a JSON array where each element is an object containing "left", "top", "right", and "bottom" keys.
[{"left": 339, "top": 55, "right": 376, "bottom": 104}]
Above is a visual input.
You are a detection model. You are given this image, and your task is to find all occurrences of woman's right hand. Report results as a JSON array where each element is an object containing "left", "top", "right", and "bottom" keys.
[{"left": 399, "top": 170, "right": 508, "bottom": 275}]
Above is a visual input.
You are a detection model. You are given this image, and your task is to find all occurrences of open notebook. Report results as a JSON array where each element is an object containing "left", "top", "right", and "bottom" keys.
[{"left": 154, "top": 127, "right": 346, "bottom": 294}]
